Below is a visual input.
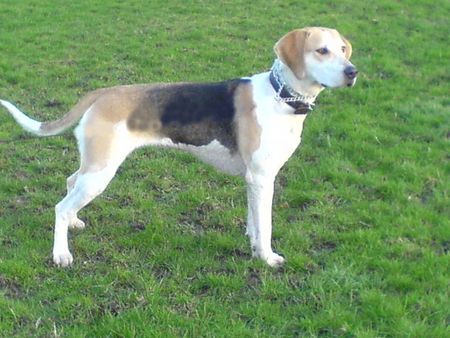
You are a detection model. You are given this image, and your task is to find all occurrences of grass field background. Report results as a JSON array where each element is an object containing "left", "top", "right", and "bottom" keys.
[{"left": 0, "top": 0, "right": 448, "bottom": 337}]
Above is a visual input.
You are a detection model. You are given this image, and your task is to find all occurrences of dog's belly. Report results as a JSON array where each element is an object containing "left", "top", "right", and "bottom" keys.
[{"left": 160, "top": 138, "right": 246, "bottom": 176}]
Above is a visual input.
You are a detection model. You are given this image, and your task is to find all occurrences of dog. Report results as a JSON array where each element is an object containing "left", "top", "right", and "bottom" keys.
[{"left": 1, "top": 27, "right": 357, "bottom": 267}]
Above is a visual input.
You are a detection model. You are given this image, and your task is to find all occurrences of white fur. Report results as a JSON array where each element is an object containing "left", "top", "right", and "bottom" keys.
[
  {"left": 53, "top": 168, "right": 118, "bottom": 266},
  {"left": 158, "top": 138, "right": 246, "bottom": 176},
  {"left": 305, "top": 53, "right": 348, "bottom": 88},
  {"left": 277, "top": 61, "right": 323, "bottom": 100},
  {"left": 0, "top": 100, "right": 42, "bottom": 135},
  {"left": 242, "top": 72, "right": 307, "bottom": 265},
  {"left": 305, "top": 31, "right": 354, "bottom": 88}
]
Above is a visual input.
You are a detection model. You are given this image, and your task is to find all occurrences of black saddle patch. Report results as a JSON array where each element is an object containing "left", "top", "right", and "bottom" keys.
[{"left": 127, "top": 79, "right": 250, "bottom": 152}]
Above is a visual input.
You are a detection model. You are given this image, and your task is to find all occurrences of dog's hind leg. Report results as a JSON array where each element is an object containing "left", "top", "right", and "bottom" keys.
[
  {"left": 53, "top": 165, "right": 121, "bottom": 267},
  {"left": 65, "top": 170, "right": 86, "bottom": 230},
  {"left": 52, "top": 116, "right": 140, "bottom": 267},
  {"left": 66, "top": 170, "right": 78, "bottom": 194}
]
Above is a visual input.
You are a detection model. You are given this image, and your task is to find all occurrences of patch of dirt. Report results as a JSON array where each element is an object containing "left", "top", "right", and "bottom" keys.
[
  {"left": 152, "top": 263, "right": 173, "bottom": 281},
  {"left": 431, "top": 240, "right": 449, "bottom": 255},
  {"left": 316, "top": 240, "right": 337, "bottom": 252},
  {"left": 177, "top": 202, "right": 220, "bottom": 234},
  {"left": 215, "top": 247, "right": 251, "bottom": 263},
  {"left": 0, "top": 275, "right": 23, "bottom": 299},
  {"left": 44, "top": 99, "right": 63, "bottom": 108},
  {"left": 419, "top": 177, "right": 438, "bottom": 204},
  {"left": 246, "top": 269, "right": 262, "bottom": 289},
  {"left": 130, "top": 222, "right": 146, "bottom": 232}
]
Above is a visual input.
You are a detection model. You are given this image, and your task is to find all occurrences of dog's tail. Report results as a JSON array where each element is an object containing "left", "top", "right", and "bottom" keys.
[{"left": 0, "top": 89, "right": 106, "bottom": 136}]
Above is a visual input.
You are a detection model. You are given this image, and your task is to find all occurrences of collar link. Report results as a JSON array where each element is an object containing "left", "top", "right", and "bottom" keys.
[{"left": 270, "top": 59, "right": 316, "bottom": 114}]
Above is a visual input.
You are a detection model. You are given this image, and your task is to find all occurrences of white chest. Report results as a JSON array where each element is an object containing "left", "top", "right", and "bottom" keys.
[
  {"left": 249, "top": 73, "right": 308, "bottom": 176},
  {"left": 254, "top": 112, "right": 306, "bottom": 174}
]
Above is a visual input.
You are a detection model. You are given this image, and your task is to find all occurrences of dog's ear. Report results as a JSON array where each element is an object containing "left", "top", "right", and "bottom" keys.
[
  {"left": 274, "top": 29, "right": 309, "bottom": 79},
  {"left": 341, "top": 35, "right": 352, "bottom": 60}
]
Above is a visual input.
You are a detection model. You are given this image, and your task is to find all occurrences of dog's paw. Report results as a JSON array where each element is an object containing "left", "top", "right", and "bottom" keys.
[
  {"left": 53, "top": 251, "right": 73, "bottom": 267},
  {"left": 264, "top": 252, "right": 285, "bottom": 267},
  {"left": 69, "top": 218, "right": 85, "bottom": 230}
]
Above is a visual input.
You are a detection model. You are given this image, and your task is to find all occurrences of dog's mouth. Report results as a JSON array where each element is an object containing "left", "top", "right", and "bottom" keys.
[
  {"left": 346, "top": 77, "right": 357, "bottom": 87},
  {"left": 319, "top": 76, "right": 357, "bottom": 89}
]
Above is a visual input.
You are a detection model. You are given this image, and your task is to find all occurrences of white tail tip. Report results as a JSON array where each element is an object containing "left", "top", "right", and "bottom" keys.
[{"left": 0, "top": 99, "right": 43, "bottom": 135}]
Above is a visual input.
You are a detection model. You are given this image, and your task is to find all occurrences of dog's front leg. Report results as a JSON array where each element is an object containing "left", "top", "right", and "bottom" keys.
[{"left": 246, "top": 173, "right": 285, "bottom": 267}]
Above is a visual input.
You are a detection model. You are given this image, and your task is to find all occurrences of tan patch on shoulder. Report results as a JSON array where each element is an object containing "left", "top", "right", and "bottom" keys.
[{"left": 234, "top": 82, "right": 260, "bottom": 165}]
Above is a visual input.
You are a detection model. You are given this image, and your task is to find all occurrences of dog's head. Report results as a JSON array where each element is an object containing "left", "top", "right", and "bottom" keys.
[{"left": 274, "top": 27, "right": 357, "bottom": 88}]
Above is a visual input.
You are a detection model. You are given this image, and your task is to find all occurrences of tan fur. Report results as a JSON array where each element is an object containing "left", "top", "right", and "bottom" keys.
[
  {"left": 126, "top": 84, "right": 174, "bottom": 132},
  {"left": 43, "top": 84, "right": 162, "bottom": 136},
  {"left": 234, "top": 82, "right": 260, "bottom": 164},
  {"left": 87, "top": 85, "right": 153, "bottom": 123},
  {"left": 69, "top": 87, "right": 137, "bottom": 173},
  {"left": 302, "top": 27, "right": 326, "bottom": 52},
  {"left": 78, "top": 113, "right": 117, "bottom": 174},
  {"left": 302, "top": 27, "right": 352, "bottom": 55},
  {"left": 341, "top": 35, "right": 353, "bottom": 59},
  {"left": 274, "top": 29, "right": 309, "bottom": 79}
]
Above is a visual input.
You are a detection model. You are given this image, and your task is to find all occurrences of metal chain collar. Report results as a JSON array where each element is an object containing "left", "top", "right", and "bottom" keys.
[{"left": 270, "top": 59, "right": 316, "bottom": 107}]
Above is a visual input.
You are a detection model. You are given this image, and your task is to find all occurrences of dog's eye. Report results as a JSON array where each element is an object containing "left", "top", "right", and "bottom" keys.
[
  {"left": 341, "top": 46, "right": 346, "bottom": 53},
  {"left": 316, "top": 48, "right": 329, "bottom": 55}
]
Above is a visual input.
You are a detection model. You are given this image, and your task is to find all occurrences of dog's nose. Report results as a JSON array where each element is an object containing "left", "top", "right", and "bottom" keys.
[{"left": 344, "top": 66, "right": 358, "bottom": 80}]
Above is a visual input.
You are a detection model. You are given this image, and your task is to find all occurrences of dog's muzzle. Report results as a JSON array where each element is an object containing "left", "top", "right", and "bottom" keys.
[{"left": 344, "top": 65, "right": 358, "bottom": 86}]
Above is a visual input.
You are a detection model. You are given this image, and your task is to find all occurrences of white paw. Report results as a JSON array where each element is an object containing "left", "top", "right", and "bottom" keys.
[
  {"left": 264, "top": 252, "right": 285, "bottom": 267},
  {"left": 53, "top": 251, "right": 73, "bottom": 267},
  {"left": 69, "top": 218, "right": 85, "bottom": 230}
]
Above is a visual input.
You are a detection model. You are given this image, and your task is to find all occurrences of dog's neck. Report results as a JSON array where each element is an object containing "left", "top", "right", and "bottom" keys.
[{"left": 272, "top": 59, "right": 324, "bottom": 103}]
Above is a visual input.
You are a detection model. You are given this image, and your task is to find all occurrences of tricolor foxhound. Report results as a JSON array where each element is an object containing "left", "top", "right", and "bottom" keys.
[{"left": 1, "top": 27, "right": 357, "bottom": 267}]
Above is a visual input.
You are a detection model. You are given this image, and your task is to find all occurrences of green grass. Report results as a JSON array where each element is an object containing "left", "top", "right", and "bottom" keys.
[{"left": 0, "top": 0, "right": 449, "bottom": 336}]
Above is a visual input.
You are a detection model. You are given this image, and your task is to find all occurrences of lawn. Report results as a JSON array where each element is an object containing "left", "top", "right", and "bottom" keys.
[{"left": 0, "top": 0, "right": 448, "bottom": 337}]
